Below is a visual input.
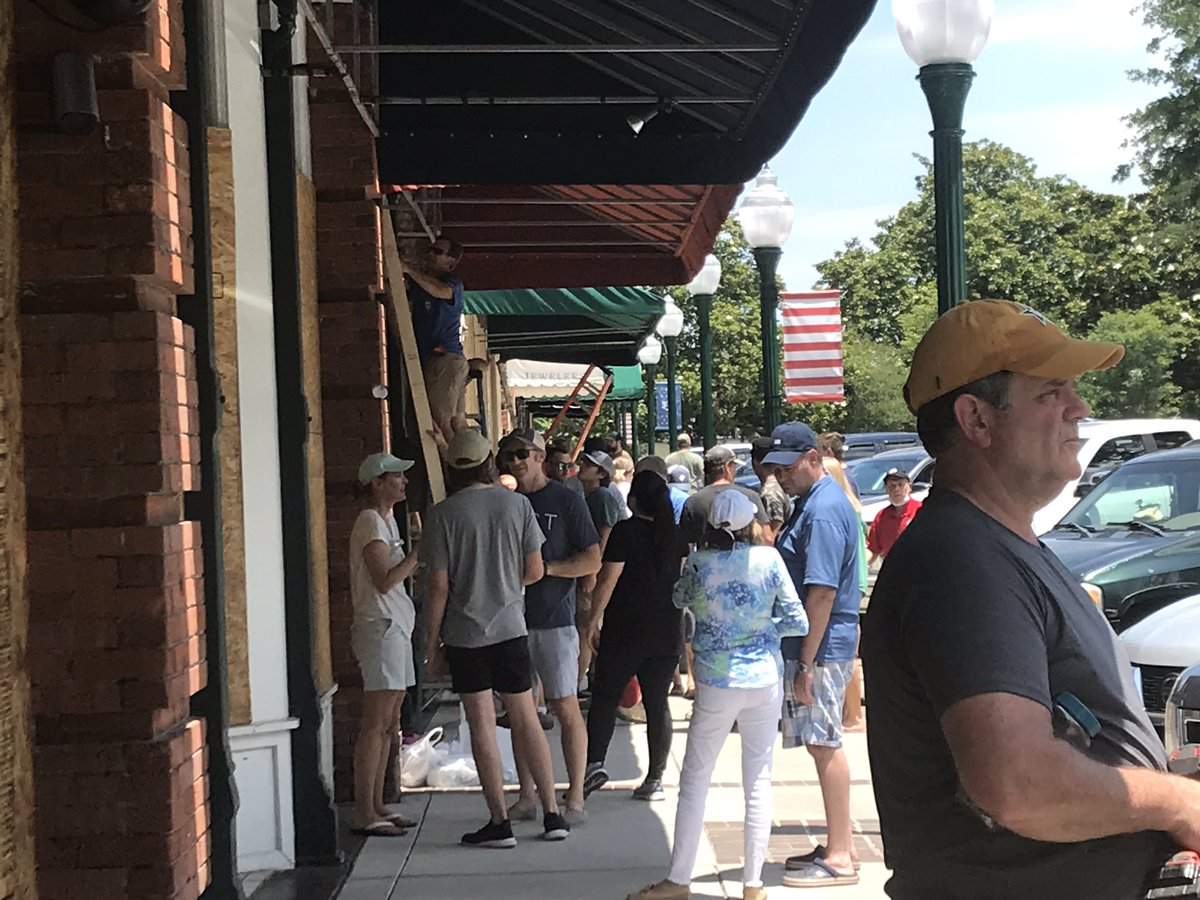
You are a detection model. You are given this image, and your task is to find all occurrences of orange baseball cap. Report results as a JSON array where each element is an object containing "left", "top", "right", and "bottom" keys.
[{"left": 903, "top": 300, "right": 1124, "bottom": 414}]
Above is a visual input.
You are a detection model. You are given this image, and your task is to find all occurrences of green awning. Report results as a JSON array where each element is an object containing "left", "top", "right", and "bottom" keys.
[{"left": 465, "top": 285, "right": 664, "bottom": 366}]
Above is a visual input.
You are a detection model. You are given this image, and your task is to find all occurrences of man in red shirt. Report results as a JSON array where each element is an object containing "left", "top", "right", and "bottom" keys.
[{"left": 867, "top": 468, "right": 922, "bottom": 564}]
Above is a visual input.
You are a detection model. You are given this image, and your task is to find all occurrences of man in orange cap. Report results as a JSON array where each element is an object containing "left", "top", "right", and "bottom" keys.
[{"left": 862, "top": 301, "right": 1198, "bottom": 899}]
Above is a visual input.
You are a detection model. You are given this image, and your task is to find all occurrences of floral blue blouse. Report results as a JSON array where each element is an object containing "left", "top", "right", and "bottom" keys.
[{"left": 672, "top": 543, "right": 808, "bottom": 689}]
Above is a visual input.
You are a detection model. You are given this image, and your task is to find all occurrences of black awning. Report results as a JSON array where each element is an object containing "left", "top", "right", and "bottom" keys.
[{"left": 373, "top": 0, "right": 875, "bottom": 185}]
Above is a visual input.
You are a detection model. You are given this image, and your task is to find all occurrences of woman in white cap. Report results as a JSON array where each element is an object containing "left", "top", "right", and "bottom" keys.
[
  {"left": 627, "top": 489, "right": 807, "bottom": 900},
  {"left": 349, "top": 452, "right": 422, "bottom": 836}
]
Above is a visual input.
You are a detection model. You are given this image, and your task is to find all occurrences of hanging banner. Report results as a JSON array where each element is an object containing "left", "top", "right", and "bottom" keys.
[{"left": 781, "top": 290, "right": 844, "bottom": 403}]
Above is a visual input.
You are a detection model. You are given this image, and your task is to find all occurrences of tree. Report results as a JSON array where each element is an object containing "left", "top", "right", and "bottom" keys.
[
  {"left": 1118, "top": 0, "right": 1200, "bottom": 218},
  {"left": 814, "top": 140, "right": 1200, "bottom": 414},
  {"left": 1079, "top": 306, "right": 1185, "bottom": 417}
]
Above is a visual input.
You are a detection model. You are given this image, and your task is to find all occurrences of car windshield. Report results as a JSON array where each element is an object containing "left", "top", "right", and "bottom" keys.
[
  {"left": 1059, "top": 457, "right": 1200, "bottom": 532},
  {"left": 847, "top": 453, "right": 928, "bottom": 497}
]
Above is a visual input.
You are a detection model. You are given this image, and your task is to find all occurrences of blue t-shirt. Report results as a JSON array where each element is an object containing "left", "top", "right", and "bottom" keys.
[
  {"left": 523, "top": 481, "right": 600, "bottom": 629},
  {"left": 668, "top": 486, "right": 688, "bottom": 523},
  {"left": 407, "top": 274, "right": 464, "bottom": 365},
  {"left": 775, "top": 475, "right": 861, "bottom": 662}
]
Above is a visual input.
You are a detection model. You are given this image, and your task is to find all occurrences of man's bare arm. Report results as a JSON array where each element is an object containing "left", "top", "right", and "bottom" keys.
[
  {"left": 799, "top": 584, "right": 837, "bottom": 666},
  {"left": 523, "top": 550, "right": 545, "bottom": 586},
  {"left": 425, "top": 569, "right": 449, "bottom": 651},
  {"left": 943, "top": 691, "right": 1200, "bottom": 846},
  {"left": 544, "top": 543, "right": 602, "bottom": 579}
]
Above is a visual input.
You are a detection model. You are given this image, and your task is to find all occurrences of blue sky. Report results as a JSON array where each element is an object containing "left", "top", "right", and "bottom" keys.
[{"left": 762, "top": 0, "right": 1163, "bottom": 292}]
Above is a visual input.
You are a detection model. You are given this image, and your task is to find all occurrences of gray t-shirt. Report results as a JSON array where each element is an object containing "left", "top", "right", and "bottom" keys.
[
  {"left": 862, "top": 488, "right": 1171, "bottom": 900},
  {"left": 665, "top": 449, "right": 704, "bottom": 490},
  {"left": 424, "top": 485, "right": 544, "bottom": 648}
]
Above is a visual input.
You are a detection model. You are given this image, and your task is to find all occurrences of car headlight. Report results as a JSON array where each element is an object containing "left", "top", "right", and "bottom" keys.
[{"left": 1081, "top": 582, "right": 1103, "bottom": 607}]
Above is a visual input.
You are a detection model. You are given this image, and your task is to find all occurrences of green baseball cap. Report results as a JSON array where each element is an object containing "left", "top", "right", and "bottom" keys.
[{"left": 357, "top": 452, "right": 415, "bottom": 485}]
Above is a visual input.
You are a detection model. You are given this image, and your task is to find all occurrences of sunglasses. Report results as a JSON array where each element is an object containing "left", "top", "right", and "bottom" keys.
[
  {"left": 499, "top": 448, "right": 533, "bottom": 462},
  {"left": 549, "top": 461, "right": 573, "bottom": 471}
]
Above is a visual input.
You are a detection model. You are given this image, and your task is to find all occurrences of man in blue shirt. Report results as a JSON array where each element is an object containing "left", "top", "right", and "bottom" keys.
[
  {"left": 406, "top": 235, "right": 470, "bottom": 442},
  {"left": 764, "top": 422, "right": 863, "bottom": 888}
]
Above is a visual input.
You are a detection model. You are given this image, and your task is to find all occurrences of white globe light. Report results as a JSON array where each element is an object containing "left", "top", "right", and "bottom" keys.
[
  {"left": 685, "top": 253, "right": 722, "bottom": 296},
  {"left": 893, "top": 0, "right": 993, "bottom": 67},
  {"left": 655, "top": 300, "right": 685, "bottom": 338},
  {"left": 637, "top": 335, "right": 663, "bottom": 366},
  {"left": 737, "top": 166, "right": 794, "bottom": 250}
]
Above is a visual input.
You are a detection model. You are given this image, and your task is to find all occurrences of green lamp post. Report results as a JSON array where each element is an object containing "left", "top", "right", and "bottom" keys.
[
  {"left": 638, "top": 335, "right": 662, "bottom": 455},
  {"left": 685, "top": 253, "right": 722, "bottom": 449},
  {"left": 656, "top": 299, "right": 686, "bottom": 448},
  {"left": 739, "top": 167, "right": 795, "bottom": 431},
  {"left": 894, "top": 0, "right": 993, "bottom": 316}
]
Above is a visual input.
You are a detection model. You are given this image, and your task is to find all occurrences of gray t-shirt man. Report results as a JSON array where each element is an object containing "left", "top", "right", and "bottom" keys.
[
  {"left": 862, "top": 488, "right": 1172, "bottom": 900},
  {"left": 424, "top": 485, "right": 545, "bottom": 648}
]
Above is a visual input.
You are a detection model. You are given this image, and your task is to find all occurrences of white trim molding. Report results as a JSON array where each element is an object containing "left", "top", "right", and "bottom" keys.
[
  {"left": 318, "top": 684, "right": 338, "bottom": 798},
  {"left": 230, "top": 718, "right": 300, "bottom": 873}
]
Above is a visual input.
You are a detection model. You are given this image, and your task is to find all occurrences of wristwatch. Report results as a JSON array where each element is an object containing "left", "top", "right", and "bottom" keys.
[{"left": 796, "top": 661, "right": 811, "bottom": 674}]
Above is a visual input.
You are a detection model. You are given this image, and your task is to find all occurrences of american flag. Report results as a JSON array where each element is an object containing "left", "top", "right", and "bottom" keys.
[{"left": 780, "top": 290, "right": 844, "bottom": 403}]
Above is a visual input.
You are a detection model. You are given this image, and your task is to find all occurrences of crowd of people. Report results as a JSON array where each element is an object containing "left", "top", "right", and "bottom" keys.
[{"left": 343, "top": 232, "right": 1200, "bottom": 900}]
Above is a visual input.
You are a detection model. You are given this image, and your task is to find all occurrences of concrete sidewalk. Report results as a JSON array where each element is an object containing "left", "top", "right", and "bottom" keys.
[{"left": 336, "top": 697, "right": 890, "bottom": 900}]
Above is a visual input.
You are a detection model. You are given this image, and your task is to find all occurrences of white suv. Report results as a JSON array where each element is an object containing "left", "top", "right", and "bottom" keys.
[
  {"left": 1119, "top": 593, "right": 1200, "bottom": 730},
  {"left": 1033, "top": 418, "right": 1200, "bottom": 534}
]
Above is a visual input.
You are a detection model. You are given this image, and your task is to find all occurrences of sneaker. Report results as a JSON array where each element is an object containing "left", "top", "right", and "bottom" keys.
[
  {"left": 563, "top": 806, "right": 588, "bottom": 826},
  {"left": 496, "top": 713, "right": 512, "bottom": 730},
  {"left": 542, "top": 811, "right": 570, "bottom": 841},
  {"left": 632, "top": 779, "right": 665, "bottom": 801},
  {"left": 506, "top": 799, "right": 538, "bottom": 821},
  {"left": 582, "top": 762, "right": 609, "bottom": 798},
  {"left": 626, "top": 879, "right": 690, "bottom": 899},
  {"left": 538, "top": 710, "right": 555, "bottom": 731},
  {"left": 461, "top": 819, "right": 516, "bottom": 849}
]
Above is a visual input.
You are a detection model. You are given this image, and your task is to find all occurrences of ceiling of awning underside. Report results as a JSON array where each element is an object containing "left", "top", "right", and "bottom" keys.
[
  {"left": 400, "top": 182, "right": 737, "bottom": 289},
  {"left": 374, "top": 0, "right": 876, "bottom": 184}
]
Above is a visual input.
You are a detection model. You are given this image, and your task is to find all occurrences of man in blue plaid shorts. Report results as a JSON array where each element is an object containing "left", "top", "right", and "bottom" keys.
[{"left": 764, "top": 422, "right": 863, "bottom": 889}]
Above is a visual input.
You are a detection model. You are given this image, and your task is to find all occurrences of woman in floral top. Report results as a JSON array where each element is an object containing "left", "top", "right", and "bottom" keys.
[{"left": 627, "top": 490, "right": 807, "bottom": 900}]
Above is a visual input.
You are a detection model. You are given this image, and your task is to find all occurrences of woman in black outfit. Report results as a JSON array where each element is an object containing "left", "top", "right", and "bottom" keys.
[{"left": 583, "top": 470, "right": 686, "bottom": 801}]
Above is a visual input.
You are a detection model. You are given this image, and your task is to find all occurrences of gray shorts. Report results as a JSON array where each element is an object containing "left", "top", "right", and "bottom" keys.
[
  {"left": 781, "top": 658, "right": 854, "bottom": 749},
  {"left": 352, "top": 618, "right": 415, "bottom": 692},
  {"left": 528, "top": 625, "right": 580, "bottom": 701}
]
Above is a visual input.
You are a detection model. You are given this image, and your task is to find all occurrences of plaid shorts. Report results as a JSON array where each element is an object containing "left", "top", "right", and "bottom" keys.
[{"left": 781, "top": 658, "right": 855, "bottom": 749}]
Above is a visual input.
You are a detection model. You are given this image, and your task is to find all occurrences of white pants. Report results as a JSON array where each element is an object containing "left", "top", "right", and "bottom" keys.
[{"left": 668, "top": 680, "right": 782, "bottom": 888}]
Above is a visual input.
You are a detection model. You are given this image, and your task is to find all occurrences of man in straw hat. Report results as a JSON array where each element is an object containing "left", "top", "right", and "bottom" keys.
[{"left": 862, "top": 300, "right": 1198, "bottom": 898}]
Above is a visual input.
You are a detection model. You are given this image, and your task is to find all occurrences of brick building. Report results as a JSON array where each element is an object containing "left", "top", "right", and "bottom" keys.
[{"left": 0, "top": 0, "right": 872, "bottom": 896}]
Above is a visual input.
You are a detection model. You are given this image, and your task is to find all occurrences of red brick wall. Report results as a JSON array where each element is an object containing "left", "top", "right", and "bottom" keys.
[
  {"left": 15, "top": 1, "right": 210, "bottom": 896},
  {"left": 307, "top": 4, "right": 392, "bottom": 800}
]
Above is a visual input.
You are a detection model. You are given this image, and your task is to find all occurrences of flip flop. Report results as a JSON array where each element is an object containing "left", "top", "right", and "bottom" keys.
[
  {"left": 384, "top": 813, "right": 418, "bottom": 829},
  {"left": 784, "top": 844, "right": 861, "bottom": 871},
  {"left": 350, "top": 820, "right": 408, "bottom": 838},
  {"left": 781, "top": 858, "right": 860, "bottom": 888}
]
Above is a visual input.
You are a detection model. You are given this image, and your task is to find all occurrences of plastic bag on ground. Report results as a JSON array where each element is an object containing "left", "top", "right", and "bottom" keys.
[{"left": 400, "top": 725, "right": 444, "bottom": 788}]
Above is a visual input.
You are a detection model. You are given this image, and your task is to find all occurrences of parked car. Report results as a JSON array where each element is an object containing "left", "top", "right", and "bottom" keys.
[
  {"left": 1043, "top": 445, "right": 1200, "bottom": 631},
  {"left": 1119, "top": 593, "right": 1200, "bottom": 730},
  {"left": 1164, "top": 660, "right": 1200, "bottom": 754},
  {"left": 1031, "top": 418, "right": 1200, "bottom": 535},
  {"left": 841, "top": 431, "right": 920, "bottom": 461}
]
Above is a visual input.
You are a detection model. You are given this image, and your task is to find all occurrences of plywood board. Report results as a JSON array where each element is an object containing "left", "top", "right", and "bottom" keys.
[
  {"left": 380, "top": 212, "right": 445, "bottom": 503},
  {"left": 207, "top": 126, "right": 252, "bottom": 727},
  {"left": 298, "top": 171, "right": 333, "bottom": 696}
]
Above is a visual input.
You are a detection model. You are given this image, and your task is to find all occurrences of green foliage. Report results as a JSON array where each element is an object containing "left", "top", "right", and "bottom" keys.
[
  {"left": 1119, "top": 0, "right": 1200, "bottom": 218},
  {"left": 813, "top": 140, "right": 1200, "bottom": 417},
  {"left": 1079, "top": 306, "right": 1185, "bottom": 417}
]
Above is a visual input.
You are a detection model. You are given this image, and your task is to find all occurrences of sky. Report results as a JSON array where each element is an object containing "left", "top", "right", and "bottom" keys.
[{"left": 760, "top": 0, "right": 1164, "bottom": 292}]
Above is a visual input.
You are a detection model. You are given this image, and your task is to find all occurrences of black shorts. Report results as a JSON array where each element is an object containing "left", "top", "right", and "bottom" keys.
[{"left": 446, "top": 636, "right": 533, "bottom": 696}]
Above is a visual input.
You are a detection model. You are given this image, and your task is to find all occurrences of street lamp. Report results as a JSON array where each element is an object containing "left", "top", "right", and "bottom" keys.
[
  {"left": 685, "top": 253, "right": 722, "bottom": 449},
  {"left": 637, "top": 335, "right": 663, "bottom": 455},
  {"left": 738, "top": 166, "right": 794, "bottom": 430},
  {"left": 894, "top": 0, "right": 992, "bottom": 315},
  {"left": 655, "top": 299, "right": 685, "bottom": 449}
]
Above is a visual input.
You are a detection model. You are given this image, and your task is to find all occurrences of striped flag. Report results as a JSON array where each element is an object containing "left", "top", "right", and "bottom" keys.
[{"left": 780, "top": 290, "right": 844, "bottom": 403}]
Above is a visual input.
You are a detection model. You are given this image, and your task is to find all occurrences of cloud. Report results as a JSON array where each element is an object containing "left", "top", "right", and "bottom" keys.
[
  {"left": 988, "top": 1, "right": 1154, "bottom": 54},
  {"left": 777, "top": 205, "right": 897, "bottom": 291},
  {"left": 969, "top": 103, "right": 1149, "bottom": 191}
]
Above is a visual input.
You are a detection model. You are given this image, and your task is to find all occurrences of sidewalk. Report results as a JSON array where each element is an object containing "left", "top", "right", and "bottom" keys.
[{"left": 336, "top": 697, "right": 890, "bottom": 900}]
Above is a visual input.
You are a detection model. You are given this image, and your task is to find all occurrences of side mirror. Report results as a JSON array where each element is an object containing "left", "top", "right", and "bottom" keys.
[
  {"left": 1075, "top": 482, "right": 1095, "bottom": 498},
  {"left": 1165, "top": 661, "right": 1200, "bottom": 756}
]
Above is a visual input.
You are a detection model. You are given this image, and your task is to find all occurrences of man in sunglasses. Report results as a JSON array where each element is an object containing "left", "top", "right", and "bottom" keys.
[
  {"left": 501, "top": 428, "right": 601, "bottom": 823},
  {"left": 407, "top": 235, "right": 474, "bottom": 442},
  {"left": 543, "top": 438, "right": 576, "bottom": 485}
]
